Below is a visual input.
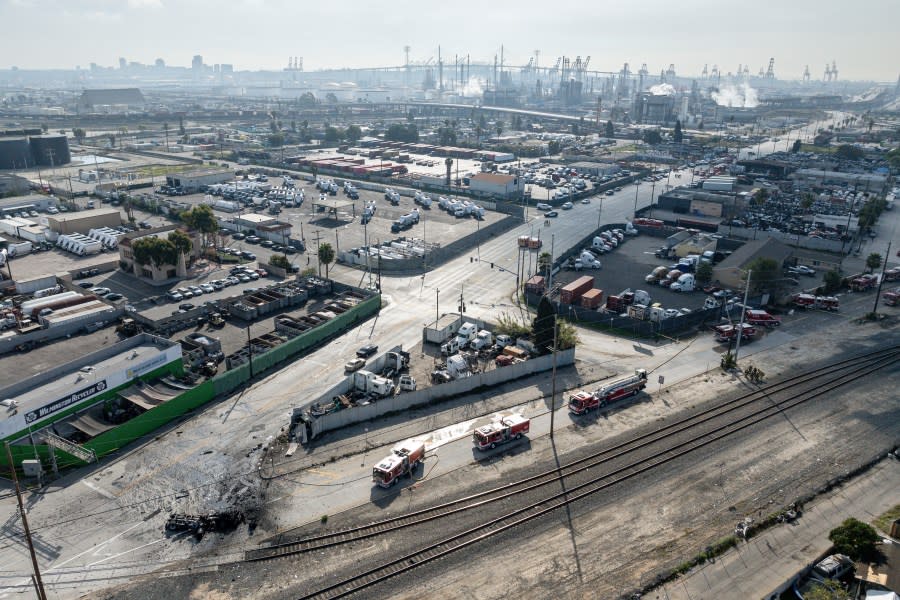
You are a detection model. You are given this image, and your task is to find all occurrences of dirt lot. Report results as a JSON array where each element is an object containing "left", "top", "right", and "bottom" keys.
[{"left": 94, "top": 314, "right": 900, "bottom": 600}]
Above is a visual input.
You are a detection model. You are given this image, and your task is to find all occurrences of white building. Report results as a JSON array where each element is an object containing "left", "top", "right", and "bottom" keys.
[{"left": 468, "top": 173, "right": 525, "bottom": 199}]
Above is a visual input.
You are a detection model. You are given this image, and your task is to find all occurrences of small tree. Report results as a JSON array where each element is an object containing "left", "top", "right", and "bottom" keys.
[
  {"left": 605, "top": 120, "right": 615, "bottom": 138},
  {"left": 532, "top": 296, "right": 556, "bottom": 352},
  {"left": 317, "top": 242, "right": 335, "bottom": 278},
  {"left": 828, "top": 518, "right": 879, "bottom": 560},
  {"left": 835, "top": 144, "right": 864, "bottom": 161},
  {"left": 180, "top": 205, "right": 218, "bottom": 250},
  {"left": 695, "top": 262, "right": 713, "bottom": 283},
  {"left": 168, "top": 229, "right": 193, "bottom": 258},
  {"left": 673, "top": 119, "right": 683, "bottom": 143},
  {"left": 745, "top": 257, "right": 780, "bottom": 294},
  {"left": 865, "top": 252, "right": 882, "bottom": 273},
  {"left": 791, "top": 139, "right": 802, "bottom": 153},
  {"left": 345, "top": 124, "right": 362, "bottom": 142},
  {"left": 823, "top": 270, "right": 842, "bottom": 294},
  {"left": 803, "top": 580, "right": 851, "bottom": 600},
  {"left": 72, "top": 128, "right": 86, "bottom": 145},
  {"left": 269, "top": 254, "right": 290, "bottom": 269},
  {"left": 642, "top": 130, "right": 663, "bottom": 145},
  {"left": 267, "top": 133, "right": 285, "bottom": 147}
]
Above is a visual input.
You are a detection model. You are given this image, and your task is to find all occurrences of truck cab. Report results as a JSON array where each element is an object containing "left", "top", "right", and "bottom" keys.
[
  {"left": 372, "top": 440, "right": 425, "bottom": 488},
  {"left": 455, "top": 322, "right": 478, "bottom": 349}
]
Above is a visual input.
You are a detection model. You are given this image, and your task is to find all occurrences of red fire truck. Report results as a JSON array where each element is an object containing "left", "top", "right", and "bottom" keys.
[
  {"left": 882, "top": 287, "right": 900, "bottom": 306},
  {"left": 714, "top": 323, "right": 756, "bottom": 343},
  {"left": 793, "top": 294, "right": 839, "bottom": 311},
  {"left": 744, "top": 309, "right": 781, "bottom": 328},
  {"left": 372, "top": 439, "right": 426, "bottom": 488},
  {"left": 473, "top": 414, "right": 530, "bottom": 450},
  {"left": 568, "top": 369, "right": 648, "bottom": 415}
]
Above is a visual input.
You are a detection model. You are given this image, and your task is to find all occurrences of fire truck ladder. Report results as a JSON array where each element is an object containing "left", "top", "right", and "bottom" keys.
[{"left": 40, "top": 431, "right": 97, "bottom": 472}]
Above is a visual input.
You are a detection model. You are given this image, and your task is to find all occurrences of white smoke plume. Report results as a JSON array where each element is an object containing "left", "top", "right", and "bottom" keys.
[
  {"left": 712, "top": 82, "right": 759, "bottom": 108},
  {"left": 648, "top": 83, "right": 676, "bottom": 96},
  {"left": 461, "top": 77, "right": 484, "bottom": 97}
]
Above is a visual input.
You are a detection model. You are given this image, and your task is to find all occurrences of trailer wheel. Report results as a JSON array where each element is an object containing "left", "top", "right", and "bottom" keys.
[
  {"left": 490, "top": 442, "right": 496, "bottom": 449},
  {"left": 515, "top": 433, "right": 522, "bottom": 440}
]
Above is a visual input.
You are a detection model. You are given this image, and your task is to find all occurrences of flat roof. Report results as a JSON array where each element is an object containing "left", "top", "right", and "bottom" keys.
[
  {"left": 471, "top": 173, "right": 515, "bottom": 184},
  {"left": 47, "top": 207, "right": 122, "bottom": 222},
  {"left": 237, "top": 213, "right": 274, "bottom": 224},
  {"left": 1, "top": 341, "right": 166, "bottom": 426}
]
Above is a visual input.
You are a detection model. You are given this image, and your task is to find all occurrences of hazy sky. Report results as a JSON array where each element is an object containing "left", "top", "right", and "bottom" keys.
[{"left": 1, "top": 0, "right": 898, "bottom": 81}]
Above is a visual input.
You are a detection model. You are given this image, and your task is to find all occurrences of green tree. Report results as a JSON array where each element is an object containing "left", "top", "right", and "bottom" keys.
[
  {"left": 385, "top": 123, "right": 419, "bottom": 143},
  {"left": 267, "top": 133, "right": 285, "bottom": 147},
  {"left": 438, "top": 126, "right": 457, "bottom": 145},
  {"left": 269, "top": 254, "right": 291, "bottom": 269},
  {"left": 834, "top": 144, "right": 864, "bottom": 161},
  {"left": 107, "top": 133, "right": 116, "bottom": 148},
  {"left": 325, "top": 92, "right": 338, "bottom": 104},
  {"left": 803, "top": 580, "right": 851, "bottom": 600},
  {"left": 800, "top": 193, "right": 814, "bottom": 210},
  {"left": 791, "top": 139, "right": 802, "bottom": 153},
  {"left": 642, "top": 130, "right": 663, "bottom": 145},
  {"left": 745, "top": 257, "right": 781, "bottom": 294},
  {"left": 131, "top": 237, "right": 177, "bottom": 269},
  {"left": 269, "top": 120, "right": 279, "bottom": 133},
  {"left": 695, "top": 261, "right": 713, "bottom": 283},
  {"left": 72, "top": 128, "right": 86, "bottom": 145},
  {"left": 823, "top": 270, "right": 842, "bottom": 294},
  {"left": 180, "top": 205, "right": 218, "bottom": 251},
  {"left": 865, "top": 252, "right": 882, "bottom": 273},
  {"left": 168, "top": 229, "right": 193, "bottom": 257},
  {"left": 345, "top": 124, "right": 362, "bottom": 142},
  {"left": 298, "top": 92, "right": 317, "bottom": 108},
  {"left": 178, "top": 116, "right": 185, "bottom": 136},
  {"left": 317, "top": 242, "right": 335, "bottom": 278},
  {"left": 323, "top": 127, "right": 341, "bottom": 143},
  {"left": 290, "top": 120, "right": 297, "bottom": 133},
  {"left": 752, "top": 188, "right": 769, "bottom": 206},
  {"left": 605, "top": 120, "right": 615, "bottom": 138},
  {"left": 537, "top": 251, "right": 552, "bottom": 276},
  {"left": 828, "top": 517, "right": 879, "bottom": 560},
  {"left": 673, "top": 119, "right": 683, "bottom": 143},
  {"left": 495, "top": 121, "right": 503, "bottom": 139},
  {"left": 532, "top": 296, "right": 557, "bottom": 352}
]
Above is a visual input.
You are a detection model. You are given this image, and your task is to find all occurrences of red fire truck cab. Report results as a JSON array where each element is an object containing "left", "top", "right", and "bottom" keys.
[{"left": 372, "top": 440, "right": 426, "bottom": 488}]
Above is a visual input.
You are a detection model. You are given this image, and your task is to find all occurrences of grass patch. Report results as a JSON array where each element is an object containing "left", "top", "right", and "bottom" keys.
[
  {"left": 873, "top": 503, "right": 900, "bottom": 534},
  {"left": 133, "top": 164, "right": 196, "bottom": 177},
  {"left": 799, "top": 144, "right": 837, "bottom": 154}
]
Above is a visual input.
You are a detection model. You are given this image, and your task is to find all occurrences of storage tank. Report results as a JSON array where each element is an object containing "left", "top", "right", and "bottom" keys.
[
  {"left": 0, "top": 137, "right": 34, "bottom": 169},
  {"left": 29, "top": 135, "right": 71, "bottom": 166}
]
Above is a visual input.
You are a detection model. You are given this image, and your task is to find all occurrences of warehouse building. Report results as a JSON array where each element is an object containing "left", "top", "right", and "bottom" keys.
[
  {"left": 712, "top": 238, "right": 793, "bottom": 290},
  {"left": 468, "top": 172, "right": 525, "bottom": 199},
  {"left": 232, "top": 213, "right": 292, "bottom": 242},
  {"left": 569, "top": 161, "right": 622, "bottom": 177},
  {"left": 165, "top": 168, "right": 232, "bottom": 192},
  {"left": 77, "top": 88, "right": 146, "bottom": 113},
  {"left": 46, "top": 208, "right": 123, "bottom": 234},
  {"left": 0, "top": 333, "right": 183, "bottom": 468}
]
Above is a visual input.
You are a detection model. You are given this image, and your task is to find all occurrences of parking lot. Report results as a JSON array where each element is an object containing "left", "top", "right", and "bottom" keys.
[{"left": 552, "top": 235, "right": 714, "bottom": 314}]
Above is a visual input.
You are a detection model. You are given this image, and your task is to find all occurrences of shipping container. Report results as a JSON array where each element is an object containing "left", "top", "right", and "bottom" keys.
[
  {"left": 525, "top": 276, "right": 545, "bottom": 294},
  {"left": 581, "top": 288, "right": 604, "bottom": 309},
  {"left": 560, "top": 276, "right": 594, "bottom": 305}
]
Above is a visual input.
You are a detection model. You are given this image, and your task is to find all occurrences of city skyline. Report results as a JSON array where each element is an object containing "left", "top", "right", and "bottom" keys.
[{"left": 0, "top": 0, "right": 899, "bottom": 81}]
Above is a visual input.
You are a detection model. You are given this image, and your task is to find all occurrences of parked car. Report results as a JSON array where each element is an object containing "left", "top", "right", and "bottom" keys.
[
  {"left": 259, "top": 240, "right": 274, "bottom": 248},
  {"left": 232, "top": 232, "right": 246, "bottom": 240},
  {"left": 356, "top": 343, "right": 378, "bottom": 358},
  {"left": 344, "top": 357, "right": 366, "bottom": 372},
  {"left": 105, "top": 292, "right": 124, "bottom": 301},
  {"left": 178, "top": 303, "right": 195, "bottom": 311},
  {"left": 167, "top": 291, "right": 183, "bottom": 302},
  {"left": 90, "top": 287, "right": 111, "bottom": 296},
  {"left": 545, "top": 211, "right": 559, "bottom": 218},
  {"left": 200, "top": 283, "right": 214, "bottom": 293},
  {"left": 561, "top": 202, "right": 574, "bottom": 210},
  {"left": 77, "top": 281, "right": 94, "bottom": 289}
]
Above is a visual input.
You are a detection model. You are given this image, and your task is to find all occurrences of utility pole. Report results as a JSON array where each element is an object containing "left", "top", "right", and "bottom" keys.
[
  {"left": 872, "top": 242, "right": 892, "bottom": 315},
  {"left": 5, "top": 443, "right": 47, "bottom": 600},
  {"left": 549, "top": 311, "right": 558, "bottom": 439},
  {"left": 246, "top": 322, "right": 254, "bottom": 379},
  {"left": 311, "top": 229, "right": 322, "bottom": 277},
  {"left": 435, "top": 288, "right": 440, "bottom": 328},
  {"left": 733, "top": 270, "right": 752, "bottom": 363},
  {"left": 547, "top": 234, "right": 555, "bottom": 291}
]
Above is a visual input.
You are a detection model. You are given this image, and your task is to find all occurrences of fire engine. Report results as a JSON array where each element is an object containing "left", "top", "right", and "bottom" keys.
[
  {"left": 882, "top": 287, "right": 900, "bottom": 306},
  {"left": 714, "top": 323, "right": 756, "bottom": 343},
  {"left": 568, "top": 369, "right": 648, "bottom": 415},
  {"left": 744, "top": 309, "right": 781, "bottom": 327},
  {"left": 793, "top": 294, "right": 839, "bottom": 311},
  {"left": 849, "top": 274, "right": 877, "bottom": 292},
  {"left": 473, "top": 414, "right": 530, "bottom": 450},
  {"left": 372, "top": 439, "right": 426, "bottom": 488}
]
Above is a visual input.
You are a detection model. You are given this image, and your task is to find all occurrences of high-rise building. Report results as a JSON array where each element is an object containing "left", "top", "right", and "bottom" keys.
[
  {"left": 155, "top": 58, "right": 165, "bottom": 68},
  {"left": 192, "top": 55, "right": 203, "bottom": 70},
  {"left": 119, "top": 57, "right": 127, "bottom": 70}
]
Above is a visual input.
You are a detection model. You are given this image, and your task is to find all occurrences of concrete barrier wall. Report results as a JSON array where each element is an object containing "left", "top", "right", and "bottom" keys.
[{"left": 308, "top": 347, "right": 575, "bottom": 439}]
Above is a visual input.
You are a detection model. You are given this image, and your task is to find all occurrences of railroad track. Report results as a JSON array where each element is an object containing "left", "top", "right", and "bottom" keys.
[
  {"left": 292, "top": 346, "right": 899, "bottom": 599},
  {"left": 246, "top": 346, "right": 899, "bottom": 566}
]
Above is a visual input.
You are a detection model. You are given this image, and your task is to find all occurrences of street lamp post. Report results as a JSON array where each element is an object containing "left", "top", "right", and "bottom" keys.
[{"left": 633, "top": 180, "right": 640, "bottom": 218}]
